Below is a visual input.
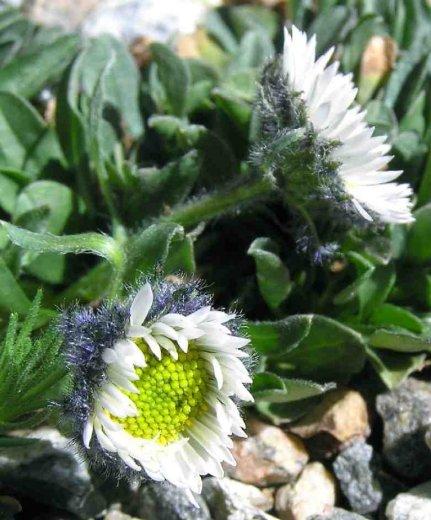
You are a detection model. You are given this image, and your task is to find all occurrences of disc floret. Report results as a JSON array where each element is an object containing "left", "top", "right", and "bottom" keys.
[{"left": 115, "top": 345, "right": 209, "bottom": 445}]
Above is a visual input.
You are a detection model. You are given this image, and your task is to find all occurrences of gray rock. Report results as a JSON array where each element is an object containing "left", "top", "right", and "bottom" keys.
[
  {"left": 25, "top": 0, "right": 102, "bottom": 32},
  {"left": 105, "top": 503, "right": 142, "bottom": 520},
  {"left": 202, "top": 477, "right": 277, "bottom": 520},
  {"left": 376, "top": 378, "right": 431, "bottom": 479},
  {"left": 333, "top": 440, "right": 382, "bottom": 514},
  {"left": 0, "top": 427, "right": 105, "bottom": 519},
  {"left": 426, "top": 426, "right": 431, "bottom": 451},
  {"left": 386, "top": 481, "right": 431, "bottom": 520},
  {"left": 138, "top": 481, "right": 210, "bottom": 520},
  {"left": 309, "top": 508, "right": 368, "bottom": 519},
  {"left": 81, "top": 0, "right": 219, "bottom": 44}
]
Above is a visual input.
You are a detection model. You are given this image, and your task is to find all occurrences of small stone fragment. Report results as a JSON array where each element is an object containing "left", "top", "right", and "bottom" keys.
[
  {"left": 209, "top": 478, "right": 273, "bottom": 511},
  {"left": 226, "top": 419, "right": 309, "bottom": 486},
  {"left": 138, "top": 481, "right": 210, "bottom": 520},
  {"left": 425, "top": 426, "right": 431, "bottom": 450},
  {"left": 0, "top": 427, "right": 105, "bottom": 519},
  {"left": 333, "top": 440, "right": 382, "bottom": 514},
  {"left": 376, "top": 378, "right": 431, "bottom": 479},
  {"left": 202, "top": 477, "right": 277, "bottom": 520},
  {"left": 290, "top": 390, "right": 370, "bottom": 444},
  {"left": 386, "top": 481, "right": 431, "bottom": 520},
  {"left": 105, "top": 508, "right": 142, "bottom": 520},
  {"left": 81, "top": 0, "right": 222, "bottom": 45},
  {"left": 26, "top": 0, "right": 101, "bottom": 32},
  {"left": 309, "top": 508, "right": 368, "bottom": 519},
  {"left": 275, "top": 462, "right": 336, "bottom": 520}
]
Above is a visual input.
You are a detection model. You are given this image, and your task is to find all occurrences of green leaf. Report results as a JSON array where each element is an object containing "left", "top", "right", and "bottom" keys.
[
  {"left": 56, "top": 35, "right": 143, "bottom": 170},
  {"left": 151, "top": 43, "right": 190, "bottom": 117},
  {"left": 0, "top": 92, "right": 63, "bottom": 179},
  {"left": 417, "top": 149, "right": 431, "bottom": 207},
  {"left": 148, "top": 115, "right": 206, "bottom": 146},
  {"left": 252, "top": 371, "right": 335, "bottom": 403},
  {"left": 333, "top": 269, "right": 373, "bottom": 305},
  {"left": 365, "top": 100, "right": 397, "bottom": 136},
  {"left": 212, "top": 88, "right": 252, "bottom": 136},
  {"left": 0, "top": 221, "right": 121, "bottom": 265},
  {"left": 126, "top": 223, "right": 185, "bottom": 283},
  {"left": 269, "top": 315, "right": 366, "bottom": 383},
  {"left": 164, "top": 234, "right": 196, "bottom": 275},
  {"left": 205, "top": 9, "right": 238, "bottom": 54},
  {"left": 246, "top": 315, "right": 312, "bottom": 356},
  {"left": 148, "top": 116, "right": 237, "bottom": 187},
  {"left": 13, "top": 180, "right": 71, "bottom": 284},
  {"left": 383, "top": 37, "right": 431, "bottom": 109},
  {"left": 358, "top": 264, "right": 396, "bottom": 319},
  {"left": 406, "top": 204, "right": 431, "bottom": 263},
  {"left": 230, "top": 31, "right": 274, "bottom": 70},
  {"left": 370, "top": 303, "right": 424, "bottom": 334},
  {"left": 0, "top": 293, "right": 65, "bottom": 432},
  {"left": 399, "top": 90, "right": 426, "bottom": 136},
  {"left": 229, "top": 5, "right": 279, "bottom": 40},
  {"left": 343, "top": 14, "right": 384, "bottom": 73},
  {"left": 14, "top": 181, "right": 72, "bottom": 234},
  {"left": 0, "top": 174, "right": 18, "bottom": 214},
  {"left": 222, "top": 70, "right": 257, "bottom": 102},
  {"left": 58, "top": 261, "right": 113, "bottom": 304},
  {"left": 369, "top": 328, "right": 431, "bottom": 352},
  {"left": 138, "top": 151, "right": 201, "bottom": 215},
  {"left": 308, "top": 6, "right": 351, "bottom": 54},
  {"left": 366, "top": 347, "right": 426, "bottom": 388},
  {"left": 0, "top": 33, "right": 78, "bottom": 98},
  {"left": 393, "top": 130, "right": 426, "bottom": 162},
  {"left": 248, "top": 237, "right": 291, "bottom": 309},
  {"left": 256, "top": 395, "right": 325, "bottom": 425},
  {"left": 0, "top": 257, "right": 30, "bottom": 315}
]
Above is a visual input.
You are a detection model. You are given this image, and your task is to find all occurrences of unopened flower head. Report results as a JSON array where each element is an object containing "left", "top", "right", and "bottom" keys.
[
  {"left": 254, "top": 25, "right": 414, "bottom": 234},
  {"left": 60, "top": 279, "right": 252, "bottom": 504}
]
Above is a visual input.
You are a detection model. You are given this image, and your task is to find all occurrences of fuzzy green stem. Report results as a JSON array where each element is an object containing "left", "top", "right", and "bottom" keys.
[
  {"left": 163, "top": 177, "right": 274, "bottom": 228},
  {"left": 107, "top": 223, "right": 128, "bottom": 300}
]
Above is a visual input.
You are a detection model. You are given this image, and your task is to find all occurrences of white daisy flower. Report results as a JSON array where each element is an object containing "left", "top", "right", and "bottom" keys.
[
  {"left": 282, "top": 25, "right": 414, "bottom": 224},
  {"left": 75, "top": 282, "right": 252, "bottom": 504}
]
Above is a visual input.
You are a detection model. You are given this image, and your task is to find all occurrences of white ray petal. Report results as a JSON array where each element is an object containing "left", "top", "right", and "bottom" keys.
[
  {"left": 130, "top": 283, "right": 153, "bottom": 326},
  {"left": 83, "top": 417, "right": 94, "bottom": 448},
  {"left": 282, "top": 25, "right": 414, "bottom": 225},
  {"left": 156, "top": 335, "right": 179, "bottom": 360}
]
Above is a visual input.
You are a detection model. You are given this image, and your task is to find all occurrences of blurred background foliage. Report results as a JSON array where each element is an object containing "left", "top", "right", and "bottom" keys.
[{"left": 1, "top": 0, "right": 431, "bottom": 429}]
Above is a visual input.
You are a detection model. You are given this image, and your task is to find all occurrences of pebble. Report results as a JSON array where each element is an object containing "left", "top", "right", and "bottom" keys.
[
  {"left": 25, "top": 0, "right": 101, "bottom": 32},
  {"left": 0, "top": 427, "right": 105, "bottom": 519},
  {"left": 274, "top": 462, "right": 336, "bottom": 520},
  {"left": 138, "top": 481, "right": 210, "bottom": 520},
  {"left": 81, "top": 0, "right": 221, "bottom": 44},
  {"left": 333, "top": 440, "right": 382, "bottom": 514},
  {"left": 202, "top": 477, "right": 277, "bottom": 520},
  {"left": 290, "top": 390, "right": 370, "bottom": 445},
  {"left": 226, "top": 419, "right": 309, "bottom": 486},
  {"left": 309, "top": 508, "right": 368, "bottom": 519},
  {"left": 386, "top": 481, "right": 431, "bottom": 520},
  {"left": 376, "top": 378, "right": 431, "bottom": 479}
]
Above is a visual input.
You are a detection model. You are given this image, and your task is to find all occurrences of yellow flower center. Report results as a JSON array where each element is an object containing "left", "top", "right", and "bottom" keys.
[{"left": 113, "top": 340, "right": 209, "bottom": 445}]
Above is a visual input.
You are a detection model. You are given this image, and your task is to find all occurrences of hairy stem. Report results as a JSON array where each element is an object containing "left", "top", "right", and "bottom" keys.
[{"left": 163, "top": 177, "right": 274, "bottom": 228}]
